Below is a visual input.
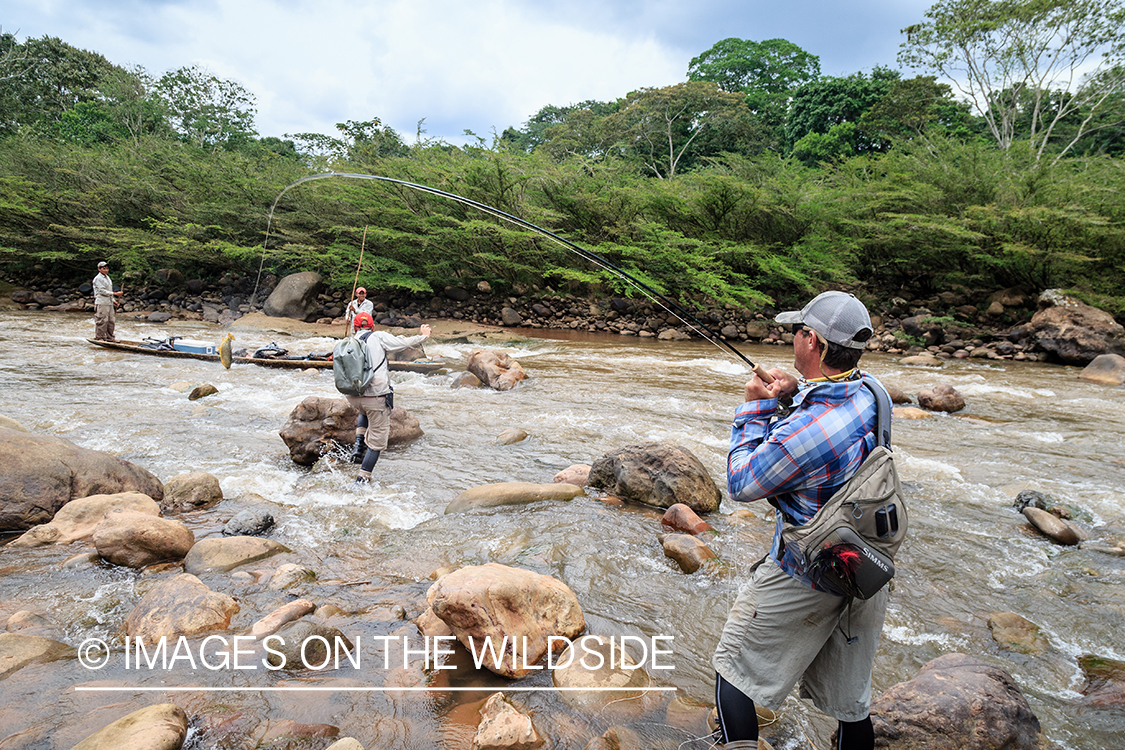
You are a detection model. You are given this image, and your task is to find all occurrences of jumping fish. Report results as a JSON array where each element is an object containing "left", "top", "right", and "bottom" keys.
[{"left": 219, "top": 333, "right": 234, "bottom": 369}]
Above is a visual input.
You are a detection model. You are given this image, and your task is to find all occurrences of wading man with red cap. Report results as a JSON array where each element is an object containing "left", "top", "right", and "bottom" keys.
[
  {"left": 712, "top": 291, "right": 892, "bottom": 750},
  {"left": 345, "top": 312, "right": 431, "bottom": 483}
]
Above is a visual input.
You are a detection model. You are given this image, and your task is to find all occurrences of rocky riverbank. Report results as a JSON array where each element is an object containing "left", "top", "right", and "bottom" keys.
[{"left": 5, "top": 270, "right": 1125, "bottom": 366}]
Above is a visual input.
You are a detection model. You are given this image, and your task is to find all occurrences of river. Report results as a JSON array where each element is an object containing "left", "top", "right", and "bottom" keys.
[{"left": 0, "top": 309, "right": 1123, "bottom": 750}]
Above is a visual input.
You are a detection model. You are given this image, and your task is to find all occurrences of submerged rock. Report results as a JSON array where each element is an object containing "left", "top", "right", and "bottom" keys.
[
  {"left": 445, "top": 482, "right": 584, "bottom": 514},
  {"left": 471, "top": 692, "right": 544, "bottom": 750},
  {"left": 660, "top": 533, "right": 717, "bottom": 574},
  {"left": 183, "top": 536, "right": 289, "bottom": 575},
  {"left": 70, "top": 703, "right": 188, "bottom": 750},
  {"left": 1079, "top": 654, "right": 1125, "bottom": 707},
  {"left": 1023, "top": 507, "right": 1081, "bottom": 546},
  {"left": 0, "top": 632, "right": 74, "bottom": 680},
  {"left": 123, "top": 574, "right": 239, "bottom": 641},
  {"left": 987, "top": 612, "right": 1050, "bottom": 655},
  {"left": 161, "top": 471, "right": 223, "bottom": 513},
  {"left": 551, "top": 635, "right": 653, "bottom": 714}
]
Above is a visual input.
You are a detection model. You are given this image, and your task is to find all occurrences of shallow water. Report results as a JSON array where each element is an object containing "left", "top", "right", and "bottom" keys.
[{"left": 1, "top": 310, "right": 1123, "bottom": 749}]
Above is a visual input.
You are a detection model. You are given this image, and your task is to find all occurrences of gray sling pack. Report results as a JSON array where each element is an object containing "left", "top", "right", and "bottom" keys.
[
  {"left": 779, "top": 376, "right": 907, "bottom": 599},
  {"left": 333, "top": 331, "right": 387, "bottom": 397}
]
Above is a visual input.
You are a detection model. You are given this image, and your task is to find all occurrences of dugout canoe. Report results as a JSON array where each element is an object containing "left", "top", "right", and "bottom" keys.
[{"left": 86, "top": 338, "right": 446, "bottom": 374}]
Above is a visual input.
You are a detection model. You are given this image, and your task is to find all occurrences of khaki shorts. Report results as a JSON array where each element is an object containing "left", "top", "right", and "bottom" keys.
[
  {"left": 712, "top": 555, "right": 888, "bottom": 722},
  {"left": 347, "top": 394, "right": 392, "bottom": 451}
]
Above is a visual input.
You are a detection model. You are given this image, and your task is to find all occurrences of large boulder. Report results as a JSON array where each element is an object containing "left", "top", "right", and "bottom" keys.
[
  {"left": 466, "top": 349, "right": 528, "bottom": 391},
  {"left": 0, "top": 428, "right": 163, "bottom": 531},
  {"left": 278, "top": 397, "right": 423, "bottom": 466},
  {"left": 70, "top": 703, "right": 188, "bottom": 750},
  {"left": 426, "top": 563, "right": 585, "bottom": 678},
  {"left": 123, "top": 574, "right": 239, "bottom": 641},
  {"left": 263, "top": 271, "right": 324, "bottom": 321},
  {"left": 1026, "top": 299, "right": 1125, "bottom": 364},
  {"left": 870, "top": 653, "right": 1060, "bottom": 750},
  {"left": 588, "top": 442, "right": 720, "bottom": 513},
  {"left": 8, "top": 491, "right": 159, "bottom": 548}
]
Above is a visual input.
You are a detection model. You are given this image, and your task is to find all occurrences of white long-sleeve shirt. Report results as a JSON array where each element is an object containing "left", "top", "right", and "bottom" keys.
[
  {"left": 346, "top": 298, "right": 373, "bottom": 321},
  {"left": 357, "top": 330, "right": 427, "bottom": 396},
  {"left": 92, "top": 272, "right": 115, "bottom": 304}
]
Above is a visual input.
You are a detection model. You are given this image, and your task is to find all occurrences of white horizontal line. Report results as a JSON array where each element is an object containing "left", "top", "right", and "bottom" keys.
[{"left": 74, "top": 686, "right": 677, "bottom": 693}]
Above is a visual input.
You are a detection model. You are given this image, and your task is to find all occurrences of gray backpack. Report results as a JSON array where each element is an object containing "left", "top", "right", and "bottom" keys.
[
  {"left": 779, "top": 377, "right": 907, "bottom": 599},
  {"left": 332, "top": 331, "right": 385, "bottom": 396}
]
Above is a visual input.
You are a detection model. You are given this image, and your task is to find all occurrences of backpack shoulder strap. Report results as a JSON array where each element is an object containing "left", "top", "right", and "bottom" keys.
[
  {"left": 358, "top": 330, "right": 388, "bottom": 376},
  {"left": 862, "top": 374, "right": 893, "bottom": 448}
]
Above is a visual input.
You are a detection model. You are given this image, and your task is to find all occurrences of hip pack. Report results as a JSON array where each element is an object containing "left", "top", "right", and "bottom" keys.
[{"left": 779, "top": 377, "right": 907, "bottom": 599}]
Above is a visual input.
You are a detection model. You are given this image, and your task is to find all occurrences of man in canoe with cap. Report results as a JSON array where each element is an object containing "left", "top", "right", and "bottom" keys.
[
  {"left": 712, "top": 291, "right": 891, "bottom": 750},
  {"left": 345, "top": 287, "right": 374, "bottom": 334},
  {"left": 92, "top": 261, "right": 123, "bottom": 341}
]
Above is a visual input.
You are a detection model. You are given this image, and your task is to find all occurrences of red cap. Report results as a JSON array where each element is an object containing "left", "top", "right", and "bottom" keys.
[
  {"left": 356, "top": 287, "right": 366, "bottom": 295},
  {"left": 353, "top": 312, "right": 374, "bottom": 330}
]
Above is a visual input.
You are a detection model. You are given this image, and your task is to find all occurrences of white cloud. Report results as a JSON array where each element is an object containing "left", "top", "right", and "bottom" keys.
[{"left": 3, "top": 0, "right": 936, "bottom": 144}]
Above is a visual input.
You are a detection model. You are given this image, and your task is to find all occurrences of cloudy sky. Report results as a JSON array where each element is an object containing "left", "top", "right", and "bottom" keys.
[{"left": 5, "top": 0, "right": 937, "bottom": 145}]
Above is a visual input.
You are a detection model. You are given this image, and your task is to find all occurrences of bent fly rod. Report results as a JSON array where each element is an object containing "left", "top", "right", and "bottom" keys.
[{"left": 255, "top": 171, "right": 774, "bottom": 382}]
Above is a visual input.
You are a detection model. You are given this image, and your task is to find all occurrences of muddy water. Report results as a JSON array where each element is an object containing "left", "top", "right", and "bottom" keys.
[{"left": 0, "top": 310, "right": 1123, "bottom": 750}]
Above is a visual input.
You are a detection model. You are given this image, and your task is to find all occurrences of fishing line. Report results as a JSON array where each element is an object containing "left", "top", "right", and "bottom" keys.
[{"left": 253, "top": 171, "right": 772, "bottom": 379}]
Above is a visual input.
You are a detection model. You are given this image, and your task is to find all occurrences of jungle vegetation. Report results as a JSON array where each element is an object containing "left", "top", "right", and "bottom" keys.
[{"left": 1, "top": 0, "right": 1124, "bottom": 316}]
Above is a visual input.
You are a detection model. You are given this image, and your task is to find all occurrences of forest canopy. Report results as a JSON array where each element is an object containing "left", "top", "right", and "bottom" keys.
[{"left": 1, "top": 0, "right": 1124, "bottom": 317}]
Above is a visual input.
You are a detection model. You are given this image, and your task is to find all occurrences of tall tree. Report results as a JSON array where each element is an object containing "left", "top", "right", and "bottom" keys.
[
  {"left": 608, "top": 81, "right": 756, "bottom": 178},
  {"left": 688, "top": 38, "right": 820, "bottom": 151},
  {"left": 687, "top": 38, "right": 821, "bottom": 101},
  {"left": 0, "top": 34, "right": 120, "bottom": 137},
  {"left": 153, "top": 64, "right": 257, "bottom": 149},
  {"left": 899, "top": 0, "right": 1125, "bottom": 162},
  {"left": 786, "top": 68, "right": 900, "bottom": 149}
]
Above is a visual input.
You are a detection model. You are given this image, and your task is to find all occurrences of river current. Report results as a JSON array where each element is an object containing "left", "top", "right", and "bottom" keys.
[{"left": 0, "top": 309, "right": 1123, "bottom": 749}]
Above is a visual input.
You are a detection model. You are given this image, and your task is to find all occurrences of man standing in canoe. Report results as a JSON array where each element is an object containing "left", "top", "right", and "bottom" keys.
[
  {"left": 712, "top": 291, "right": 888, "bottom": 750},
  {"left": 345, "top": 287, "right": 373, "bottom": 334},
  {"left": 92, "top": 261, "right": 123, "bottom": 342}
]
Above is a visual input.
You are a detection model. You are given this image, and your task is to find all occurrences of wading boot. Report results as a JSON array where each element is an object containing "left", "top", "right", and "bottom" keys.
[
  {"left": 350, "top": 435, "right": 367, "bottom": 464},
  {"left": 354, "top": 449, "right": 381, "bottom": 485}
]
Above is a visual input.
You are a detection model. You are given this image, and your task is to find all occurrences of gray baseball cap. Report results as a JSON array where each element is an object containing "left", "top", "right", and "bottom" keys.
[
  {"left": 97, "top": 261, "right": 108, "bottom": 268},
  {"left": 775, "top": 291, "right": 873, "bottom": 350}
]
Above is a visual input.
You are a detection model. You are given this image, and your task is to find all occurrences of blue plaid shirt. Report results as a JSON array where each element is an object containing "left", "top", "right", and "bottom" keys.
[{"left": 728, "top": 374, "right": 880, "bottom": 588}]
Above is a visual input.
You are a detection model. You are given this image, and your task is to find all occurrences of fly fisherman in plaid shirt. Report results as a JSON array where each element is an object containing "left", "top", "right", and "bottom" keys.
[{"left": 711, "top": 291, "right": 891, "bottom": 750}]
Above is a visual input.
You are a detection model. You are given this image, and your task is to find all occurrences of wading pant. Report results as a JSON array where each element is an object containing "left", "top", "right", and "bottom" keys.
[{"left": 94, "top": 302, "right": 115, "bottom": 341}]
